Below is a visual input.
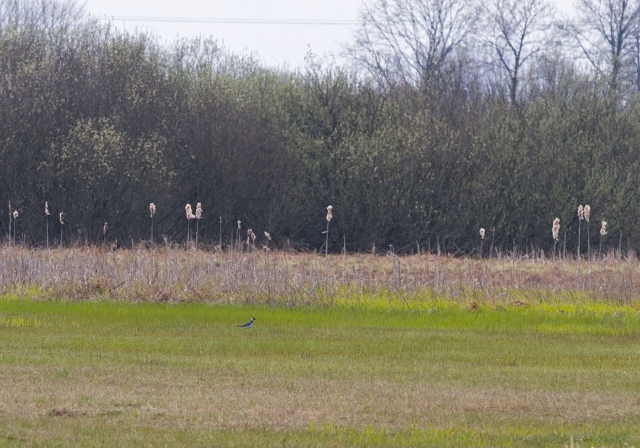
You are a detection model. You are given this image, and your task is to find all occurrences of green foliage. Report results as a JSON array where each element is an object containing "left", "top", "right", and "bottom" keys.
[
  {"left": 2, "top": 6, "right": 640, "bottom": 253},
  {"left": 0, "top": 297, "right": 638, "bottom": 446}
]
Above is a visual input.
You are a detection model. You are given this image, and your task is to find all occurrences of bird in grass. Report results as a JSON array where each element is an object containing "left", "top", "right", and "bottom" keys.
[{"left": 237, "top": 316, "right": 256, "bottom": 329}]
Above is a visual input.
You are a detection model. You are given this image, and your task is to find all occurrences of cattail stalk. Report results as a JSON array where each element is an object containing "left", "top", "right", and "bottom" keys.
[
  {"left": 264, "top": 231, "right": 271, "bottom": 251},
  {"left": 552, "top": 218, "right": 560, "bottom": 260},
  {"left": 8, "top": 201, "right": 11, "bottom": 246},
  {"left": 584, "top": 205, "right": 592, "bottom": 289},
  {"left": 577, "top": 205, "right": 584, "bottom": 257},
  {"left": 45, "top": 202, "right": 50, "bottom": 251},
  {"left": 236, "top": 220, "right": 241, "bottom": 251},
  {"left": 577, "top": 205, "right": 583, "bottom": 281},
  {"left": 149, "top": 203, "right": 156, "bottom": 249},
  {"left": 185, "top": 204, "right": 195, "bottom": 249},
  {"left": 59, "top": 212, "right": 65, "bottom": 247},
  {"left": 12, "top": 210, "right": 18, "bottom": 245},
  {"left": 247, "top": 229, "right": 255, "bottom": 250},
  {"left": 195, "top": 203, "right": 202, "bottom": 250},
  {"left": 584, "top": 205, "right": 591, "bottom": 261},
  {"left": 599, "top": 221, "right": 607, "bottom": 259},
  {"left": 325, "top": 206, "right": 333, "bottom": 257},
  {"left": 103, "top": 222, "right": 108, "bottom": 246}
]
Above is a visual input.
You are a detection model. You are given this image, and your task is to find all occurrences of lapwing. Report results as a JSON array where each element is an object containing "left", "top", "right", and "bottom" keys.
[{"left": 237, "top": 316, "right": 255, "bottom": 329}]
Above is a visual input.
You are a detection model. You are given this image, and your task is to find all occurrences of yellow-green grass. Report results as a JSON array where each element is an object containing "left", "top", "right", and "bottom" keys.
[{"left": 0, "top": 296, "right": 639, "bottom": 447}]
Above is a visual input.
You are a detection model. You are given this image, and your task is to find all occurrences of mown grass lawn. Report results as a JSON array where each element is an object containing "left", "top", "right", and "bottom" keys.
[{"left": 0, "top": 296, "right": 638, "bottom": 447}]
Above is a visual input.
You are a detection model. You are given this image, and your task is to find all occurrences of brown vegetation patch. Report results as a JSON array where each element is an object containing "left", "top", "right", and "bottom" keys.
[
  {"left": 0, "top": 246, "right": 639, "bottom": 304},
  {"left": 48, "top": 407, "right": 84, "bottom": 417},
  {"left": 3, "top": 366, "right": 637, "bottom": 432}
]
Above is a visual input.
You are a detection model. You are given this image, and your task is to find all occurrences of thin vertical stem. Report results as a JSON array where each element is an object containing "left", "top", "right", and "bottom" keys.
[
  {"left": 577, "top": 221, "right": 581, "bottom": 284},
  {"left": 325, "top": 220, "right": 330, "bottom": 257},
  {"left": 599, "top": 237, "right": 602, "bottom": 260},
  {"left": 577, "top": 220, "right": 581, "bottom": 259},
  {"left": 618, "top": 229, "right": 622, "bottom": 258},
  {"left": 187, "top": 220, "right": 191, "bottom": 250},
  {"left": 587, "top": 222, "right": 592, "bottom": 289},
  {"left": 490, "top": 227, "right": 495, "bottom": 259},
  {"left": 587, "top": 222, "right": 591, "bottom": 261},
  {"left": 8, "top": 202, "right": 11, "bottom": 246}
]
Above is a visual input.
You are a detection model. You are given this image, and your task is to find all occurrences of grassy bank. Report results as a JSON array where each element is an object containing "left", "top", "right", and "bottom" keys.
[{"left": 1, "top": 296, "right": 639, "bottom": 446}]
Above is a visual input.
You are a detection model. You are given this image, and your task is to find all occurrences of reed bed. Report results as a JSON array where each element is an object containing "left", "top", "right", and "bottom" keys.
[{"left": 0, "top": 245, "right": 639, "bottom": 305}]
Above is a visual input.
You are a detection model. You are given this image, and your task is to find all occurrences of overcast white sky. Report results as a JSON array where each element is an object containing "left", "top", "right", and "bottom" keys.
[{"left": 83, "top": 0, "right": 577, "bottom": 68}]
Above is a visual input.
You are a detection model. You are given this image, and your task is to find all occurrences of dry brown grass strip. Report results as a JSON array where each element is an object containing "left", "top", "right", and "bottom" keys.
[
  {"left": 0, "top": 245, "right": 639, "bottom": 304},
  {"left": 1, "top": 366, "right": 638, "bottom": 431}
]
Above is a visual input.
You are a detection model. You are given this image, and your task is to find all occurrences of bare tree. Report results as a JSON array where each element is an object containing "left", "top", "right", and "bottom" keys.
[
  {"left": 481, "top": 0, "right": 555, "bottom": 105},
  {"left": 563, "top": 0, "right": 640, "bottom": 93},
  {"left": 0, "top": 0, "right": 84, "bottom": 34},
  {"left": 344, "top": 0, "right": 480, "bottom": 87}
]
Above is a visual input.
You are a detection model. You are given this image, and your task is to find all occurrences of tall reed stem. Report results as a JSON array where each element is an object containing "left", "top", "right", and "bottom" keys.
[
  {"left": 9, "top": 201, "right": 13, "bottom": 245},
  {"left": 325, "top": 205, "right": 333, "bottom": 257},
  {"left": 587, "top": 222, "right": 591, "bottom": 261},
  {"left": 577, "top": 219, "right": 581, "bottom": 282},
  {"left": 8, "top": 201, "right": 11, "bottom": 246},
  {"left": 325, "top": 220, "right": 330, "bottom": 257},
  {"left": 599, "top": 237, "right": 602, "bottom": 259}
]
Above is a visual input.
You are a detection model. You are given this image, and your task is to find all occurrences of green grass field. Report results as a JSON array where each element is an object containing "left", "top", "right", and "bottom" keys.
[{"left": 1, "top": 296, "right": 639, "bottom": 447}]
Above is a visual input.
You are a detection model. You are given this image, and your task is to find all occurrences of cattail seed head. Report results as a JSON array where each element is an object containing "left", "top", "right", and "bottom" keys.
[
  {"left": 196, "top": 202, "right": 202, "bottom": 219},
  {"left": 12, "top": 210, "right": 18, "bottom": 219},
  {"left": 479, "top": 228, "right": 485, "bottom": 239},
  {"left": 584, "top": 205, "right": 591, "bottom": 222},
  {"left": 264, "top": 231, "right": 271, "bottom": 241},
  {"left": 45, "top": 201, "right": 50, "bottom": 216},
  {"left": 600, "top": 221, "right": 607, "bottom": 236},
  {"left": 247, "top": 229, "right": 255, "bottom": 243},
  {"left": 552, "top": 218, "right": 560, "bottom": 241},
  {"left": 185, "top": 204, "right": 195, "bottom": 220},
  {"left": 149, "top": 202, "right": 156, "bottom": 218},
  {"left": 59, "top": 212, "right": 65, "bottom": 225},
  {"left": 103, "top": 222, "right": 108, "bottom": 235},
  {"left": 326, "top": 205, "right": 333, "bottom": 222},
  {"left": 578, "top": 205, "right": 584, "bottom": 220}
]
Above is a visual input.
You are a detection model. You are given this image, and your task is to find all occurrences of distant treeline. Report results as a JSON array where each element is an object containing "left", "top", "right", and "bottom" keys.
[{"left": 2, "top": 0, "right": 640, "bottom": 254}]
